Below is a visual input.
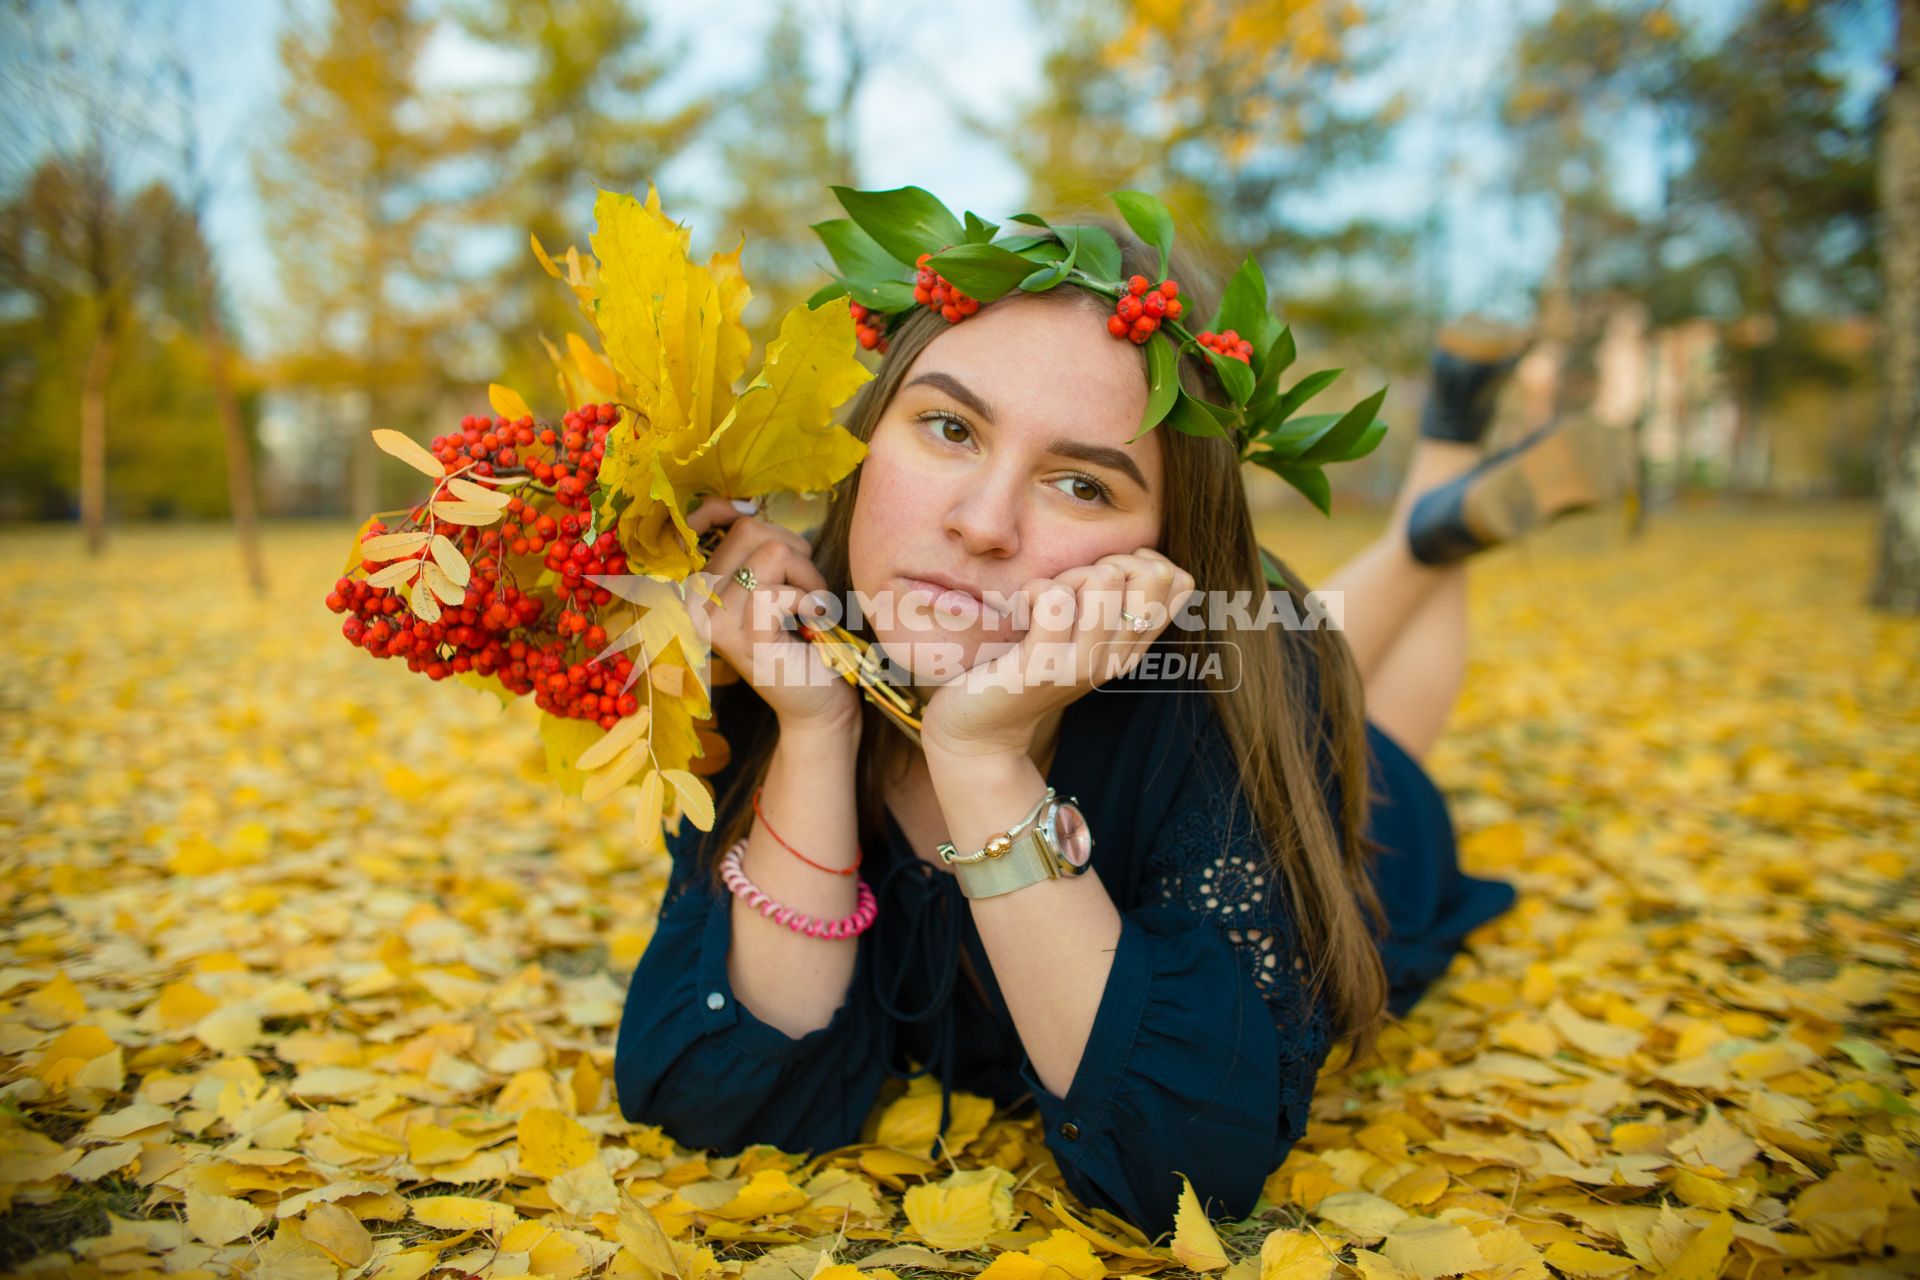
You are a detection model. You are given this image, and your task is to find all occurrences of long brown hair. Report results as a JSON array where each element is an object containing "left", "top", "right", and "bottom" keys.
[{"left": 708, "top": 218, "right": 1391, "bottom": 1065}]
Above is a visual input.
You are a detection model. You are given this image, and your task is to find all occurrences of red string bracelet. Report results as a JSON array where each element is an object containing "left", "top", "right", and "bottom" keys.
[{"left": 751, "top": 788, "right": 863, "bottom": 875}]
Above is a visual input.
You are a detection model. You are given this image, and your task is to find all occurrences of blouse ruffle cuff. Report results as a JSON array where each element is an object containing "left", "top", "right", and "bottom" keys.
[
  {"left": 613, "top": 868, "right": 880, "bottom": 1154},
  {"left": 1016, "top": 904, "right": 1293, "bottom": 1238}
]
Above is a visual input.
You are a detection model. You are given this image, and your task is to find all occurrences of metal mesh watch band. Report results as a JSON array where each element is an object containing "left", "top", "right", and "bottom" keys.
[{"left": 937, "top": 788, "right": 1089, "bottom": 900}]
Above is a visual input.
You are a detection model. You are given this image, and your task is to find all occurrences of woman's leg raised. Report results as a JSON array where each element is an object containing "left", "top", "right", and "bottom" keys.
[{"left": 1319, "top": 438, "right": 1478, "bottom": 761}]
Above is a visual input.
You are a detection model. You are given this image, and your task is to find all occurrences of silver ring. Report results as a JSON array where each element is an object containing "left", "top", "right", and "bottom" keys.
[
  {"left": 733, "top": 565, "right": 758, "bottom": 592},
  {"left": 1119, "top": 609, "right": 1148, "bottom": 632}
]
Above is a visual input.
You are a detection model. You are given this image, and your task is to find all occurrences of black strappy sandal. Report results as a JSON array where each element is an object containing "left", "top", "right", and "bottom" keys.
[
  {"left": 1406, "top": 414, "right": 1626, "bottom": 566},
  {"left": 1420, "top": 319, "right": 1534, "bottom": 446}
]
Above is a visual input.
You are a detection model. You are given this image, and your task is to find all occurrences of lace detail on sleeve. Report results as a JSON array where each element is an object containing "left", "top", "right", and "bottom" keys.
[
  {"left": 1143, "top": 839, "right": 1309, "bottom": 1006},
  {"left": 1139, "top": 735, "right": 1336, "bottom": 1140},
  {"left": 1142, "top": 811, "right": 1324, "bottom": 1024}
]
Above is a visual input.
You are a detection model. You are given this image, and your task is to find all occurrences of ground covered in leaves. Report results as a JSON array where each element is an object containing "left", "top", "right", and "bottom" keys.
[{"left": 1, "top": 503, "right": 1915, "bottom": 1279}]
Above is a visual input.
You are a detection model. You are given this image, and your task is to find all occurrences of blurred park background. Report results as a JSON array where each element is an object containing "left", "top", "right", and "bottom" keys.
[{"left": 1, "top": 0, "right": 1914, "bottom": 612}]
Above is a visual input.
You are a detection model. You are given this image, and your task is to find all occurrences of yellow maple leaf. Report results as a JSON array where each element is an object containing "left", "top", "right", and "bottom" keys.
[
  {"left": 874, "top": 1073, "right": 996, "bottom": 1154},
  {"left": 407, "top": 1122, "right": 485, "bottom": 1166},
  {"left": 590, "top": 184, "right": 744, "bottom": 456},
  {"left": 301, "top": 1202, "right": 375, "bottom": 1268},
  {"left": 1379, "top": 1217, "right": 1487, "bottom": 1279},
  {"left": 1379, "top": 1164, "right": 1449, "bottom": 1209},
  {"left": 1653, "top": 1211, "right": 1733, "bottom": 1280},
  {"left": 902, "top": 1165, "right": 1018, "bottom": 1251},
  {"left": 410, "top": 1195, "right": 520, "bottom": 1231},
  {"left": 707, "top": 234, "right": 755, "bottom": 398},
  {"left": 1028, "top": 1229, "right": 1107, "bottom": 1280},
  {"left": 567, "top": 331, "right": 620, "bottom": 398},
  {"left": 1170, "top": 1173, "right": 1230, "bottom": 1271},
  {"left": 614, "top": 1197, "right": 679, "bottom": 1275},
  {"left": 976, "top": 1253, "right": 1056, "bottom": 1280},
  {"left": 1258, "top": 1229, "right": 1334, "bottom": 1280},
  {"left": 538, "top": 713, "right": 607, "bottom": 800},
  {"left": 674, "top": 296, "right": 872, "bottom": 500},
  {"left": 185, "top": 1190, "right": 265, "bottom": 1246},
  {"left": 33, "top": 1025, "right": 115, "bottom": 1090},
  {"left": 712, "top": 1168, "right": 809, "bottom": 1219},
  {"left": 25, "top": 972, "right": 86, "bottom": 1021},
  {"left": 153, "top": 981, "right": 218, "bottom": 1029},
  {"left": 518, "top": 1107, "right": 599, "bottom": 1179},
  {"left": 590, "top": 406, "right": 654, "bottom": 510},
  {"left": 1539, "top": 1241, "right": 1635, "bottom": 1277},
  {"left": 626, "top": 456, "right": 705, "bottom": 578}
]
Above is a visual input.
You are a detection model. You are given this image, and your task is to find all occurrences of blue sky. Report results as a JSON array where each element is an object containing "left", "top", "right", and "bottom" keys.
[{"left": 5, "top": 0, "right": 1894, "bottom": 353}]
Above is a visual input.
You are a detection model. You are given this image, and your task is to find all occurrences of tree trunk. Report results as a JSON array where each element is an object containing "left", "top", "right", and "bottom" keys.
[
  {"left": 79, "top": 318, "right": 115, "bottom": 556},
  {"left": 199, "top": 279, "right": 269, "bottom": 595},
  {"left": 1872, "top": 0, "right": 1920, "bottom": 613},
  {"left": 1532, "top": 193, "right": 1578, "bottom": 427}
]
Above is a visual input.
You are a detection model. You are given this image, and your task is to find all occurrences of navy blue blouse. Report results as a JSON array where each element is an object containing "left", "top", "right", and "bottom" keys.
[{"left": 613, "top": 642, "right": 1516, "bottom": 1238}]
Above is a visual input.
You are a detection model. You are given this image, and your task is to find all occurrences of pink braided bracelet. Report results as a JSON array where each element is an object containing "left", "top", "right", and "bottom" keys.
[{"left": 719, "top": 839, "right": 878, "bottom": 940}]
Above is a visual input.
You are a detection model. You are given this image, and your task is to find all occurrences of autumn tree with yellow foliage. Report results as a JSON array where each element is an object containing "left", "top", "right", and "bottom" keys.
[
  {"left": 997, "top": 0, "right": 1413, "bottom": 356},
  {"left": 447, "top": 0, "right": 717, "bottom": 400},
  {"left": 712, "top": 0, "right": 853, "bottom": 344},
  {"left": 256, "top": 0, "right": 472, "bottom": 518}
]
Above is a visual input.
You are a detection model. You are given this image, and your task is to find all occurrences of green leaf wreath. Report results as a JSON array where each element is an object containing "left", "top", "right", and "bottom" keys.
[{"left": 805, "top": 185, "right": 1389, "bottom": 518}]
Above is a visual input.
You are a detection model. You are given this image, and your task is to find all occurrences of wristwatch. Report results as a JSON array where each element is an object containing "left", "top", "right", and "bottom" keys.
[{"left": 938, "top": 787, "right": 1095, "bottom": 900}]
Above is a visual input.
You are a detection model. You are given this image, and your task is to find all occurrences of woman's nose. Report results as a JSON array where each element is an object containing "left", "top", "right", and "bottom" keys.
[{"left": 944, "top": 473, "right": 1021, "bottom": 559}]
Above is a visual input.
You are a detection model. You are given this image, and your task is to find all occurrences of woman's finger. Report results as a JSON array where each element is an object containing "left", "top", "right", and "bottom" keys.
[
  {"left": 691, "top": 491, "right": 741, "bottom": 529},
  {"left": 715, "top": 542, "right": 828, "bottom": 624},
  {"left": 1121, "top": 570, "right": 1161, "bottom": 638},
  {"left": 685, "top": 494, "right": 756, "bottom": 537},
  {"left": 1075, "top": 562, "right": 1129, "bottom": 636},
  {"left": 703, "top": 517, "right": 779, "bottom": 583}
]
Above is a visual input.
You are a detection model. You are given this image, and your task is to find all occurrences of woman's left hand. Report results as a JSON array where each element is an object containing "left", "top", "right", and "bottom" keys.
[{"left": 919, "top": 547, "right": 1196, "bottom": 763}]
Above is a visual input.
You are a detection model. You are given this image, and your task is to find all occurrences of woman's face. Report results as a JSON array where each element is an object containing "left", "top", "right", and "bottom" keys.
[{"left": 849, "top": 295, "right": 1165, "bottom": 678}]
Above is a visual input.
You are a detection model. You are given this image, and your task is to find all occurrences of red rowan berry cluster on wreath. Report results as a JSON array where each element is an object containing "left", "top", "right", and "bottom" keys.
[
  {"left": 913, "top": 251, "right": 981, "bottom": 324},
  {"left": 324, "top": 402, "right": 650, "bottom": 734},
  {"left": 1105, "top": 274, "right": 1183, "bottom": 345},
  {"left": 1197, "top": 329, "right": 1256, "bottom": 363},
  {"left": 847, "top": 301, "right": 888, "bottom": 353}
]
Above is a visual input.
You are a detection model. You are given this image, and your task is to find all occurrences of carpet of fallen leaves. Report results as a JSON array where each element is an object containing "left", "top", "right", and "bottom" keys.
[{"left": 1, "top": 502, "right": 1916, "bottom": 1280}]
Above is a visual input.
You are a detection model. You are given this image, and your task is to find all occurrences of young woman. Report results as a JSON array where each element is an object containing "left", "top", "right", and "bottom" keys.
[{"left": 612, "top": 224, "right": 1619, "bottom": 1236}]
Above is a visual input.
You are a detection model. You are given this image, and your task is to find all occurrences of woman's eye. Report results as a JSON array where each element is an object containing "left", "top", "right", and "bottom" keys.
[
  {"left": 1052, "top": 475, "right": 1110, "bottom": 504},
  {"left": 936, "top": 416, "right": 971, "bottom": 444},
  {"left": 918, "top": 410, "right": 1108, "bottom": 504}
]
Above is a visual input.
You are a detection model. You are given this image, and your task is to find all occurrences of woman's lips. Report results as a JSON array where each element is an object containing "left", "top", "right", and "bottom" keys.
[{"left": 898, "top": 576, "right": 1008, "bottom": 629}]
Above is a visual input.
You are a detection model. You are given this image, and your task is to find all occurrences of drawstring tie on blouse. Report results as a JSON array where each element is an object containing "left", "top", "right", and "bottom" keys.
[{"left": 869, "top": 855, "right": 965, "bottom": 1156}]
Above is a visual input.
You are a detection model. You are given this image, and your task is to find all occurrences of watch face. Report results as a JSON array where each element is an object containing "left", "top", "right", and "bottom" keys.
[{"left": 1051, "top": 801, "right": 1093, "bottom": 868}]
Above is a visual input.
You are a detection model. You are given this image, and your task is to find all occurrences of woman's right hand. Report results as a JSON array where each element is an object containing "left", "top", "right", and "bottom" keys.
[{"left": 686, "top": 495, "right": 859, "bottom": 736}]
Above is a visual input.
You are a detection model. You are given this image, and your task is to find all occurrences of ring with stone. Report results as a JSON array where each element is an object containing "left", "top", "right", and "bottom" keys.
[
  {"left": 1119, "top": 609, "right": 1148, "bottom": 632},
  {"left": 733, "top": 565, "right": 758, "bottom": 592}
]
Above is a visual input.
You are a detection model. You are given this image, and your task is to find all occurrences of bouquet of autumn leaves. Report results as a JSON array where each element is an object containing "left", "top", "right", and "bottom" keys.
[{"left": 328, "top": 185, "right": 872, "bottom": 850}]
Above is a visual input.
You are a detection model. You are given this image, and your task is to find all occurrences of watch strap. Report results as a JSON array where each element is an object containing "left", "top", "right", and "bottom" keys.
[
  {"left": 954, "top": 804, "right": 1091, "bottom": 900},
  {"left": 953, "top": 824, "right": 1058, "bottom": 899}
]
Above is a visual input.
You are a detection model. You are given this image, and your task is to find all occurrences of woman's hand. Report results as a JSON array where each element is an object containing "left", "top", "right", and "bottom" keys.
[
  {"left": 686, "top": 495, "right": 859, "bottom": 737},
  {"left": 918, "top": 547, "right": 1196, "bottom": 763}
]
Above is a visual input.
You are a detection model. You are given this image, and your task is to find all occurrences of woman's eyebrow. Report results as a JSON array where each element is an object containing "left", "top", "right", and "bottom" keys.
[
  {"left": 903, "top": 371, "right": 996, "bottom": 422},
  {"left": 1049, "top": 438, "right": 1147, "bottom": 489},
  {"left": 904, "top": 370, "right": 1146, "bottom": 489}
]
